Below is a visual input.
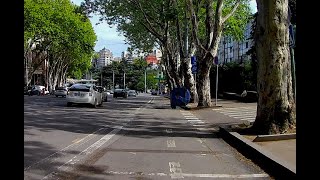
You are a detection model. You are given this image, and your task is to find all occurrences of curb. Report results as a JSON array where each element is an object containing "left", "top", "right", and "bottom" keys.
[
  {"left": 218, "top": 127, "right": 296, "bottom": 179},
  {"left": 253, "top": 133, "right": 296, "bottom": 142}
]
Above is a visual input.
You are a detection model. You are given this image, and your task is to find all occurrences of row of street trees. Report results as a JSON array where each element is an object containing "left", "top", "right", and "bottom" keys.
[
  {"left": 24, "top": 0, "right": 97, "bottom": 92},
  {"left": 82, "top": 0, "right": 296, "bottom": 134},
  {"left": 81, "top": 0, "right": 251, "bottom": 106}
]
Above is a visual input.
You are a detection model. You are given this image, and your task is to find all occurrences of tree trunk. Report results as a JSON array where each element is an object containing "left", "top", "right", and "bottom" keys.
[
  {"left": 253, "top": 0, "right": 296, "bottom": 134},
  {"left": 181, "top": 57, "right": 197, "bottom": 103},
  {"left": 53, "top": 61, "right": 63, "bottom": 89},
  {"left": 197, "top": 53, "right": 213, "bottom": 107}
]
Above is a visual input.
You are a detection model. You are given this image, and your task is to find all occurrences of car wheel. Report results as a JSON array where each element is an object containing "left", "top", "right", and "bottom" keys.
[
  {"left": 98, "top": 100, "right": 103, "bottom": 107},
  {"left": 67, "top": 102, "right": 72, "bottom": 107},
  {"left": 56, "top": 95, "right": 58, "bottom": 97},
  {"left": 92, "top": 99, "right": 97, "bottom": 108}
]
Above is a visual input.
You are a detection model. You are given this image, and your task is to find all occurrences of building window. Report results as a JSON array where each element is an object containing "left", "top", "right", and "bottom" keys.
[
  {"left": 229, "top": 47, "right": 232, "bottom": 53},
  {"left": 246, "top": 42, "right": 248, "bottom": 48}
]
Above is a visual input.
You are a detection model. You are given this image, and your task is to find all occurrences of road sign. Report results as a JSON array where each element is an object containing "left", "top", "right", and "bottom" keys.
[
  {"left": 214, "top": 56, "right": 218, "bottom": 65},
  {"left": 191, "top": 56, "right": 197, "bottom": 73}
]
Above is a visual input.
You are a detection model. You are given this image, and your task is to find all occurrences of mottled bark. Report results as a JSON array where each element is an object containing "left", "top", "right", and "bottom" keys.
[
  {"left": 197, "top": 55, "right": 212, "bottom": 107},
  {"left": 181, "top": 57, "right": 198, "bottom": 103},
  {"left": 253, "top": 0, "right": 296, "bottom": 134}
]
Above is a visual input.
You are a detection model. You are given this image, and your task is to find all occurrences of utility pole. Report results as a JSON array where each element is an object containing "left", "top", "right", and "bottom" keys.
[
  {"left": 144, "top": 68, "right": 147, "bottom": 93},
  {"left": 123, "top": 72, "right": 126, "bottom": 89},
  {"left": 100, "top": 68, "right": 103, "bottom": 86},
  {"left": 112, "top": 70, "right": 115, "bottom": 90}
]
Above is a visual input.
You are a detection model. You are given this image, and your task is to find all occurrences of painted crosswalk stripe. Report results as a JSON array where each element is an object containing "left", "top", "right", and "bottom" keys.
[
  {"left": 186, "top": 117, "right": 199, "bottom": 120},
  {"left": 229, "top": 114, "right": 256, "bottom": 118},
  {"left": 223, "top": 111, "right": 255, "bottom": 115},
  {"left": 212, "top": 106, "right": 256, "bottom": 123}
]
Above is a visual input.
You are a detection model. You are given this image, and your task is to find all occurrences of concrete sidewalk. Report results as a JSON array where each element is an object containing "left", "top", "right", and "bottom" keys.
[{"left": 173, "top": 99, "right": 296, "bottom": 179}]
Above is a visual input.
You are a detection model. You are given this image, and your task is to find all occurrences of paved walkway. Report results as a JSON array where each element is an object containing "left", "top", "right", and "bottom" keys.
[{"left": 177, "top": 99, "right": 296, "bottom": 172}]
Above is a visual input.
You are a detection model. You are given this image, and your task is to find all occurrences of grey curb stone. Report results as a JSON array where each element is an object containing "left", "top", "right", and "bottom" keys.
[
  {"left": 218, "top": 126, "right": 296, "bottom": 179},
  {"left": 253, "top": 133, "right": 296, "bottom": 142}
]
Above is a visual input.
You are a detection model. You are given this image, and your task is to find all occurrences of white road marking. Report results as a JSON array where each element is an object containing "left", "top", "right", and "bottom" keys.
[
  {"left": 169, "top": 162, "right": 184, "bottom": 179},
  {"left": 223, "top": 111, "right": 256, "bottom": 115},
  {"left": 240, "top": 117, "right": 256, "bottom": 120},
  {"left": 180, "top": 173, "right": 269, "bottom": 178},
  {"left": 181, "top": 113, "right": 192, "bottom": 116},
  {"left": 185, "top": 117, "right": 199, "bottom": 120},
  {"left": 166, "top": 129, "right": 173, "bottom": 133},
  {"left": 212, "top": 107, "right": 255, "bottom": 111},
  {"left": 106, "top": 171, "right": 168, "bottom": 176},
  {"left": 193, "top": 124, "right": 205, "bottom": 127},
  {"left": 212, "top": 107, "right": 257, "bottom": 123},
  {"left": 24, "top": 127, "right": 106, "bottom": 171},
  {"left": 148, "top": 98, "right": 154, "bottom": 103},
  {"left": 228, "top": 114, "right": 256, "bottom": 118},
  {"left": 42, "top": 126, "right": 123, "bottom": 180},
  {"left": 187, "top": 119, "right": 201, "bottom": 122},
  {"left": 102, "top": 171, "right": 269, "bottom": 178},
  {"left": 167, "top": 140, "right": 176, "bottom": 148},
  {"left": 183, "top": 115, "right": 195, "bottom": 118}
]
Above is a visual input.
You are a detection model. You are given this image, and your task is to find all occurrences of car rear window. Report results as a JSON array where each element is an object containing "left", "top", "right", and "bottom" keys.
[{"left": 69, "top": 85, "right": 91, "bottom": 92}]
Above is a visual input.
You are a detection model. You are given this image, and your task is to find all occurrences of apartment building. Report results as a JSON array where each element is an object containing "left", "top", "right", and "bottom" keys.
[
  {"left": 97, "top": 48, "right": 113, "bottom": 68},
  {"left": 217, "top": 21, "right": 253, "bottom": 64}
]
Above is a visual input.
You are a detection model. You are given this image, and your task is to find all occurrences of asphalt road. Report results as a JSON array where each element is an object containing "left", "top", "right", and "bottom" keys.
[{"left": 24, "top": 93, "right": 270, "bottom": 180}]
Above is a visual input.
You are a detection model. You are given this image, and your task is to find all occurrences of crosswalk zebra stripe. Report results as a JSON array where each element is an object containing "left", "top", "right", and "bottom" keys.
[{"left": 228, "top": 114, "right": 256, "bottom": 118}]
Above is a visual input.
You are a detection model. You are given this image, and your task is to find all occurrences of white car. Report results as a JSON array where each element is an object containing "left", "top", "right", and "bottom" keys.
[
  {"left": 55, "top": 87, "right": 68, "bottom": 97},
  {"left": 30, "top": 85, "right": 49, "bottom": 95},
  {"left": 128, "top": 90, "right": 137, "bottom": 97},
  {"left": 66, "top": 84, "right": 103, "bottom": 108}
]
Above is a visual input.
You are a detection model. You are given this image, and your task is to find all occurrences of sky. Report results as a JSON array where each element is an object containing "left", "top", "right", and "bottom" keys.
[{"left": 71, "top": 0, "right": 257, "bottom": 57}]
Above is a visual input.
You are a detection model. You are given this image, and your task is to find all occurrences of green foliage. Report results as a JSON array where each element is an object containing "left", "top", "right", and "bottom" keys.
[
  {"left": 222, "top": 0, "right": 251, "bottom": 41},
  {"left": 24, "top": 0, "right": 97, "bottom": 79}
]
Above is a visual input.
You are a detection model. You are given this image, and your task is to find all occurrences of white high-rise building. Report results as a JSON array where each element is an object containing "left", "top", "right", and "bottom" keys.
[
  {"left": 153, "top": 49, "right": 162, "bottom": 62},
  {"left": 97, "top": 48, "right": 113, "bottom": 68}
]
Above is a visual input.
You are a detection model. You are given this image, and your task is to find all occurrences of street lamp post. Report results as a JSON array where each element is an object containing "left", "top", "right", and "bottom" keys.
[
  {"left": 144, "top": 68, "right": 147, "bottom": 93},
  {"left": 112, "top": 70, "right": 115, "bottom": 90},
  {"left": 123, "top": 71, "right": 126, "bottom": 89},
  {"left": 100, "top": 68, "right": 103, "bottom": 86}
]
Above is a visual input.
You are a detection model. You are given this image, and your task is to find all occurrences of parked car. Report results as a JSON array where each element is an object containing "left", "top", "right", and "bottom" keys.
[
  {"left": 240, "top": 90, "right": 258, "bottom": 103},
  {"left": 97, "top": 86, "right": 108, "bottom": 102},
  {"left": 66, "top": 84, "right": 103, "bottom": 108},
  {"left": 29, "top": 85, "right": 49, "bottom": 96},
  {"left": 128, "top": 90, "right": 137, "bottom": 97},
  {"left": 151, "top": 89, "right": 158, "bottom": 95},
  {"left": 55, "top": 87, "right": 68, "bottom": 97},
  {"left": 113, "top": 89, "right": 127, "bottom": 98}
]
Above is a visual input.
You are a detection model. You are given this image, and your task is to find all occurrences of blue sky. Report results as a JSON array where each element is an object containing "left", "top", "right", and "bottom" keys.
[{"left": 71, "top": 0, "right": 257, "bottom": 57}]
